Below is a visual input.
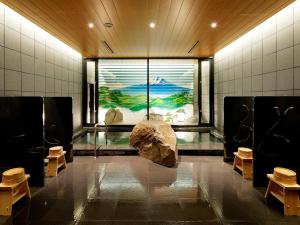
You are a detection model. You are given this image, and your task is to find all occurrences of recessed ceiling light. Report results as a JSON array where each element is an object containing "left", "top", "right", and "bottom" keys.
[
  {"left": 149, "top": 22, "right": 156, "bottom": 28},
  {"left": 211, "top": 22, "right": 217, "bottom": 28},
  {"left": 88, "top": 23, "right": 94, "bottom": 28}
]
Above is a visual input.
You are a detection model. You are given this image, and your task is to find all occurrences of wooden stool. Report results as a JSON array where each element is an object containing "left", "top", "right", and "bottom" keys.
[
  {"left": 233, "top": 147, "right": 253, "bottom": 179},
  {"left": 0, "top": 168, "right": 31, "bottom": 216},
  {"left": 265, "top": 167, "right": 300, "bottom": 216},
  {"left": 46, "top": 146, "right": 67, "bottom": 177}
]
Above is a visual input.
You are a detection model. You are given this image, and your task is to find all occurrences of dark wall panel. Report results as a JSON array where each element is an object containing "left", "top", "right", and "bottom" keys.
[
  {"left": 253, "top": 97, "right": 300, "bottom": 187},
  {"left": 224, "top": 97, "right": 254, "bottom": 161},
  {"left": 0, "top": 97, "right": 44, "bottom": 186},
  {"left": 44, "top": 97, "right": 73, "bottom": 162}
]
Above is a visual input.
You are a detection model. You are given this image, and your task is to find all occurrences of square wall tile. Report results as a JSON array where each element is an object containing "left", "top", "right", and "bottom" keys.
[
  {"left": 252, "top": 75, "right": 263, "bottom": 92},
  {"left": 295, "top": 21, "right": 300, "bottom": 45},
  {"left": 55, "top": 79, "right": 62, "bottom": 93},
  {"left": 242, "top": 46, "right": 251, "bottom": 62},
  {"left": 295, "top": 44, "right": 300, "bottom": 67},
  {"left": 263, "top": 53, "right": 276, "bottom": 73},
  {"left": 252, "top": 57, "right": 263, "bottom": 76},
  {"left": 263, "top": 34, "right": 276, "bottom": 55},
  {"left": 277, "top": 25, "right": 293, "bottom": 50},
  {"left": 21, "top": 35, "right": 34, "bottom": 56},
  {"left": 35, "top": 58, "right": 45, "bottom": 76},
  {"left": 46, "top": 62, "right": 54, "bottom": 78},
  {"left": 0, "top": 68, "right": 3, "bottom": 90},
  {"left": 276, "top": 68, "right": 293, "bottom": 90},
  {"left": 35, "top": 41, "right": 45, "bottom": 59},
  {"left": 252, "top": 25, "right": 263, "bottom": 43},
  {"left": 62, "top": 81, "right": 68, "bottom": 94},
  {"left": 22, "top": 72, "right": 34, "bottom": 92},
  {"left": 242, "top": 61, "right": 251, "bottom": 77},
  {"left": 21, "top": 18, "right": 34, "bottom": 39},
  {"left": 294, "top": 67, "right": 300, "bottom": 89},
  {"left": 68, "top": 71, "right": 73, "bottom": 82},
  {"left": 263, "top": 16, "right": 277, "bottom": 38},
  {"left": 295, "top": 0, "right": 300, "bottom": 22},
  {"left": 5, "top": 69, "right": 21, "bottom": 90},
  {"left": 5, "top": 90, "right": 21, "bottom": 96},
  {"left": 34, "top": 75, "right": 45, "bottom": 92},
  {"left": 0, "top": 4, "right": 4, "bottom": 24},
  {"left": 294, "top": 89, "right": 300, "bottom": 96},
  {"left": 54, "top": 65, "right": 62, "bottom": 79},
  {"left": 263, "top": 91, "right": 276, "bottom": 96},
  {"left": 0, "top": 46, "right": 4, "bottom": 68},
  {"left": 45, "top": 77, "right": 54, "bottom": 93},
  {"left": 277, "top": 47, "right": 293, "bottom": 70},
  {"left": 46, "top": 47, "right": 54, "bottom": 63},
  {"left": 5, "top": 48, "right": 20, "bottom": 71},
  {"left": 5, "top": 27, "right": 20, "bottom": 51},
  {"left": 5, "top": 7, "right": 21, "bottom": 32},
  {"left": 235, "top": 51, "right": 242, "bottom": 65},
  {"left": 0, "top": 24, "right": 4, "bottom": 46},
  {"left": 21, "top": 91, "right": 34, "bottom": 96},
  {"left": 68, "top": 82, "right": 74, "bottom": 94},
  {"left": 252, "top": 91, "right": 263, "bottom": 96},
  {"left": 252, "top": 42, "right": 262, "bottom": 59},
  {"left": 21, "top": 54, "right": 34, "bottom": 74},
  {"left": 34, "top": 28, "right": 45, "bottom": 44},
  {"left": 243, "top": 77, "right": 252, "bottom": 95},
  {"left": 263, "top": 72, "right": 276, "bottom": 91},
  {"left": 276, "top": 90, "right": 293, "bottom": 96},
  {"left": 277, "top": 4, "right": 293, "bottom": 31},
  {"left": 228, "top": 67, "right": 234, "bottom": 80}
]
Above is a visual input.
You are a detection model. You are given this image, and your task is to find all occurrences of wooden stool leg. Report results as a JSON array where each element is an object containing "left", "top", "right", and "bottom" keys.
[
  {"left": 0, "top": 190, "right": 13, "bottom": 216},
  {"left": 47, "top": 158, "right": 58, "bottom": 177},
  {"left": 25, "top": 180, "right": 31, "bottom": 199},
  {"left": 242, "top": 160, "right": 253, "bottom": 179},
  {"left": 265, "top": 180, "right": 273, "bottom": 198},
  {"left": 283, "top": 190, "right": 300, "bottom": 216},
  {"left": 62, "top": 156, "right": 67, "bottom": 169},
  {"left": 233, "top": 156, "right": 237, "bottom": 170}
]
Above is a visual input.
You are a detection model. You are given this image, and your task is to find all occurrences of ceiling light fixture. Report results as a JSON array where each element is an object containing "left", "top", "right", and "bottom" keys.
[
  {"left": 88, "top": 23, "right": 94, "bottom": 28},
  {"left": 104, "top": 22, "right": 113, "bottom": 28},
  {"left": 149, "top": 22, "right": 156, "bottom": 28},
  {"left": 211, "top": 22, "right": 217, "bottom": 28}
]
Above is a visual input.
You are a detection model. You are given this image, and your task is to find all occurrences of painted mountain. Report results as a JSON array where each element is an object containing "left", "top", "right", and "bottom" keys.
[
  {"left": 99, "top": 76, "right": 193, "bottom": 111},
  {"left": 117, "top": 76, "right": 192, "bottom": 96}
]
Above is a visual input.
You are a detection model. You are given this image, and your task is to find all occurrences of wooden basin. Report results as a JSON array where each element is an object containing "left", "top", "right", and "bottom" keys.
[
  {"left": 238, "top": 147, "right": 253, "bottom": 158},
  {"left": 273, "top": 167, "right": 297, "bottom": 185},
  {"left": 49, "top": 146, "right": 63, "bottom": 156},
  {"left": 2, "top": 168, "right": 26, "bottom": 185}
]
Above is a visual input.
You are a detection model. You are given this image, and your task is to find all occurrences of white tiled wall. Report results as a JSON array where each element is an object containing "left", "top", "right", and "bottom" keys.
[
  {"left": 0, "top": 3, "right": 83, "bottom": 131},
  {"left": 214, "top": 1, "right": 300, "bottom": 132}
]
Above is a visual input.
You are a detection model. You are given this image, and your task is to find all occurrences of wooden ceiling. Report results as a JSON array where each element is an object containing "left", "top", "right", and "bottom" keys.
[{"left": 2, "top": 0, "right": 294, "bottom": 58}]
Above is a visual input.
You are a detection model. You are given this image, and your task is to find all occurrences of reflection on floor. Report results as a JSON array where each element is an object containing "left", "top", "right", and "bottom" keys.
[
  {"left": 1, "top": 156, "right": 300, "bottom": 225},
  {"left": 73, "top": 132, "right": 223, "bottom": 156}
]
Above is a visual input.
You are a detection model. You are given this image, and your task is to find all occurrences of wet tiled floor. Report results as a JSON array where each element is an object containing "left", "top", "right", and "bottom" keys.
[{"left": 1, "top": 156, "right": 300, "bottom": 225}]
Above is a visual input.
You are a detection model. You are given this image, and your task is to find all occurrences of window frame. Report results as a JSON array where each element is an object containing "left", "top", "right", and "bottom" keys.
[{"left": 82, "top": 57, "right": 214, "bottom": 129}]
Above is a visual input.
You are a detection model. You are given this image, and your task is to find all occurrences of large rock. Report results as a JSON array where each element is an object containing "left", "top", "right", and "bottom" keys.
[
  {"left": 105, "top": 108, "right": 123, "bottom": 124},
  {"left": 130, "top": 121, "right": 178, "bottom": 167}
]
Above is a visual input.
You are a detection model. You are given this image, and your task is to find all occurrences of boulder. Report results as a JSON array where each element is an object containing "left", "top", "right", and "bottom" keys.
[
  {"left": 105, "top": 108, "right": 123, "bottom": 124},
  {"left": 130, "top": 121, "right": 178, "bottom": 167}
]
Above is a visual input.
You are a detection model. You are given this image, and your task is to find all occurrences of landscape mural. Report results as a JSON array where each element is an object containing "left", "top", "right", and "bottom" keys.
[{"left": 98, "top": 60, "right": 197, "bottom": 124}]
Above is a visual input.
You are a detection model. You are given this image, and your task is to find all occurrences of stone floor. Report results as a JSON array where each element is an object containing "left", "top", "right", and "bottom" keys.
[{"left": 1, "top": 156, "right": 300, "bottom": 225}]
